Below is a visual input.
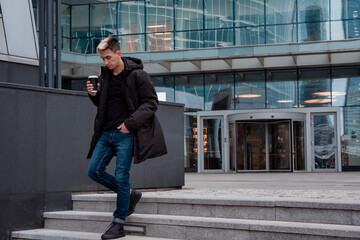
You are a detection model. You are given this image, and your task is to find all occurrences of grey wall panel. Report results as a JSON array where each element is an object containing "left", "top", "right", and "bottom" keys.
[
  {"left": 0, "top": 87, "right": 46, "bottom": 194},
  {"left": 0, "top": 193, "right": 45, "bottom": 240},
  {"left": 45, "top": 93, "right": 102, "bottom": 193},
  {"left": 0, "top": 61, "right": 39, "bottom": 85}
]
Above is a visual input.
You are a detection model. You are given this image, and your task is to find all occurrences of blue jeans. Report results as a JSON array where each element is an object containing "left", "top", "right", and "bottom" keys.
[{"left": 88, "top": 130, "right": 133, "bottom": 220}]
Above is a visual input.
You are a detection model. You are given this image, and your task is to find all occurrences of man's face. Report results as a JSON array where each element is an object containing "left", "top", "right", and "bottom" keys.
[{"left": 99, "top": 49, "right": 122, "bottom": 70}]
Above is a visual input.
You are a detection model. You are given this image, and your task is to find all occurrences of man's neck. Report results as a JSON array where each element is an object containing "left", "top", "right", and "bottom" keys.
[{"left": 113, "top": 60, "right": 125, "bottom": 75}]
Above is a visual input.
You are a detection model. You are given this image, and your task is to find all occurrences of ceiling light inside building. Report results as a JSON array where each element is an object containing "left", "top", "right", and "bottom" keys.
[
  {"left": 277, "top": 100, "right": 293, "bottom": 103},
  {"left": 312, "top": 91, "right": 346, "bottom": 96},
  {"left": 304, "top": 99, "right": 331, "bottom": 104},
  {"left": 236, "top": 94, "right": 261, "bottom": 98}
]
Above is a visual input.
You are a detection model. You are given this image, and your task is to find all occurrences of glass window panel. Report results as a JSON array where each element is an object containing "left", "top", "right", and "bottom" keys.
[
  {"left": 62, "top": 37, "right": 70, "bottom": 52},
  {"left": 298, "top": 22, "right": 330, "bottom": 42},
  {"left": 175, "top": 75, "right": 204, "bottom": 111},
  {"left": 331, "top": 20, "right": 360, "bottom": 40},
  {"left": 235, "top": 0, "right": 265, "bottom": 27},
  {"left": 72, "top": 5, "right": 89, "bottom": 38},
  {"left": 331, "top": 0, "right": 360, "bottom": 20},
  {"left": 204, "top": 0, "right": 233, "bottom": 29},
  {"left": 266, "top": 70, "right": 297, "bottom": 108},
  {"left": 298, "top": 0, "right": 329, "bottom": 23},
  {"left": 332, "top": 67, "right": 360, "bottom": 107},
  {"left": 175, "top": 0, "right": 203, "bottom": 31},
  {"left": 298, "top": 68, "right": 331, "bottom": 107},
  {"left": 266, "top": 24, "right": 297, "bottom": 44},
  {"left": 203, "top": 118, "right": 223, "bottom": 170},
  {"left": 89, "top": 37, "right": 103, "bottom": 54},
  {"left": 235, "top": 27, "right": 265, "bottom": 46},
  {"left": 147, "top": 32, "right": 173, "bottom": 51},
  {"left": 175, "top": 31, "right": 203, "bottom": 49},
  {"left": 204, "top": 73, "right": 234, "bottom": 110},
  {"left": 119, "top": 34, "right": 145, "bottom": 53},
  {"left": 118, "top": 1, "right": 145, "bottom": 34},
  {"left": 313, "top": 114, "right": 336, "bottom": 169},
  {"left": 235, "top": 72, "right": 266, "bottom": 109},
  {"left": 343, "top": 106, "right": 360, "bottom": 167},
  {"left": 71, "top": 38, "right": 90, "bottom": 54},
  {"left": 152, "top": 76, "right": 175, "bottom": 102},
  {"left": 204, "top": 29, "right": 233, "bottom": 48},
  {"left": 266, "top": 0, "right": 296, "bottom": 24},
  {"left": 31, "top": 0, "right": 38, "bottom": 31},
  {"left": 62, "top": 4, "right": 71, "bottom": 38},
  {"left": 90, "top": 3, "right": 117, "bottom": 37},
  {"left": 185, "top": 112, "right": 198, "bottom": 170},
  {"left": 146, "top": 0, "right": 173, "bottom": 33}
]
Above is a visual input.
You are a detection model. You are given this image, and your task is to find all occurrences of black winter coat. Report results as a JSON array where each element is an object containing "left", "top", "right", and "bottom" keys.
[{"left": 87, "top": 57, "right": 167, "bottom": 164}]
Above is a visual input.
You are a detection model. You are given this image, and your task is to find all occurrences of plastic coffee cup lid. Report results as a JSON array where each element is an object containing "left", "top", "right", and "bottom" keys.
[{"left": 88, "top": 75, "right": 98, "bottom": 78}]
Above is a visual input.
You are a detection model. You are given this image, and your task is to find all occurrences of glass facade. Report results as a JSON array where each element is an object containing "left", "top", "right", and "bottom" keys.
[
  {"left": 151, "top": 66, "right": 360, "bottom": 170},
  {"left": 31, "top": 0, "right": 360, "bottom": 54}
]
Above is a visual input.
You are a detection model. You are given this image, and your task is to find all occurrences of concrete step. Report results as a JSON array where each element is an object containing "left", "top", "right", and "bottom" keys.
[
  {"left": 43, "top": 211, "right": 360, "bottom": 240},
  {"left": 72, "top": 193, "right": 360, "bottom": 226},
  {"left": 12, "top": 229, "right": 179, "bottom": 240}
]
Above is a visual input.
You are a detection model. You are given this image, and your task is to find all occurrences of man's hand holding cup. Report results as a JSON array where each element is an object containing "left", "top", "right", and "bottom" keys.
[{"left": 87, "top": 75, "right": 100, "bottom": 96}]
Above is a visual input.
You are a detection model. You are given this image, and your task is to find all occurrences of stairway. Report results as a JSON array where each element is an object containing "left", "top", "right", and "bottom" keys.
[{"left": 12, "top": 191, "right": 360, "bottom": 240}]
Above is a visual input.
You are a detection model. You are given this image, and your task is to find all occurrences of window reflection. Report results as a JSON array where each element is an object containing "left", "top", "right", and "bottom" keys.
[
  {"left": 266, "top": 0, "right": 296, "bottom": 25},
  {"left": 175, "top": 75, "right": 204, "bottom": 111},
  {"left": 175, "top": 0, "right": 203, "bottom": 31},
  {"left": 331, "top": 0, "right": 360, "bottom": 20},
  {"left": 298, "top": 69, "right": 331, "bottom": 107},
  {"left": 331, "top": 20, "right": 360, "bottom": 40},
  {"left": 175, "top": 31, "right": 203, "bottom": 49},
  {"left": 332, "top": 66, "right": 360, "bottom": 106},
  {"left": 298, "top": 0, "right": 329, "bottom": 23},
  {"left": 152, "top": 76, "right": 175, "bottom": 102},
  {"left": 235, "top": 0, "right": 264, "bottom": 27},
  {"left": 72, "top": 5, "right": 89, "bottom": 38},
  {"left": 235, "top": 72, "right": 266, "bottom": 109},
  {"left": 90, "top": 3, "right": 117, "bottom": 38},
  {"left": 266, "top": 70, "right": 297, "bottom": 108},
  {"left": 204, "top": 73, "right": 234, "bottom": 110},
  {"left": 266, "top": 24, "right": 297, "bottom": 44},
  {"left": 204, "top": 29, "right": 233, "bottom": 48},
  {"left": 235, "top": 27, "right": 265, "bottom": 46},
  {"left": 299, "top": 22, "right": 330, "bottom": 42},
  {"left": 205, "top": 0, "right": 233, "bottom": 29},
  {"left": 119, "top": 34, "right": 145, "bottom": 53},
  {"left": 343, "top": 107, "right": 360, "bottom": 168},
  {"left": 118, "top": 1, "right": 145, "bottom": 35}
]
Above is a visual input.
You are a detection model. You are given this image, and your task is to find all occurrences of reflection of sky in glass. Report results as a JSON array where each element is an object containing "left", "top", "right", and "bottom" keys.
[{"left": 332, "top": 78, "right": 347, "bottom": 106}]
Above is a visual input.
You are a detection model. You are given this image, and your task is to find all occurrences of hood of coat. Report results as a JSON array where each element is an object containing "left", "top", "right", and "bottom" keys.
[{"left": 101, "top": 57, "right": 143, "bottom": 75}]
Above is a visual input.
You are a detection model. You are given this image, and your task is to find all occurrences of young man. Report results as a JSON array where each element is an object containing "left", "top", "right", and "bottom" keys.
[{"left": 86, "top": 36, "right": 167, "bottom": 239}]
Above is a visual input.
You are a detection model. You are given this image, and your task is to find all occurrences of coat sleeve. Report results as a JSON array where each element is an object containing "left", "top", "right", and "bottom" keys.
[
  {"left": 88, "top": 92, "right": 100, "bottom": 107},
  {"left": 124, "top": 70, "right": 158, "bottom": 132}
]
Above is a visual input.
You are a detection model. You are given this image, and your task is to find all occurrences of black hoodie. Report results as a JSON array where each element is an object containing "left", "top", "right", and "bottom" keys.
[{"left": 87, "top": 57, "right": 167, "bottom": 163}]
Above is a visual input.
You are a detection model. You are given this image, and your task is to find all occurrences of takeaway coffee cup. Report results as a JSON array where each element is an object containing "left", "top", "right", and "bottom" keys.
[{"left": 88, "top": 75, "right": 98, "bottom": 92}]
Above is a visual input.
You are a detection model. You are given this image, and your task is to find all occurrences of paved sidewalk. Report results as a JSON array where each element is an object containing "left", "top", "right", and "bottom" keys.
[{"left": 144, "top": 172, "right": 360, "bottom": 203}]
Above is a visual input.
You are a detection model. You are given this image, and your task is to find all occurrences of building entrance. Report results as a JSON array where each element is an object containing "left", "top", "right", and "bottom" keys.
[{"left": 198, "top": 108, "right": 341, "bottom": 173}]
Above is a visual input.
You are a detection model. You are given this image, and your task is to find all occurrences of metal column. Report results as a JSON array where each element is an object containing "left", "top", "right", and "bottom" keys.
[
  {"left": 46, "top": 0, "right": 54, "bottom": 88},
  {"left": 56, "top": 0, "right": 61, "bottom": 89},
  {"left": 39, "top": 0, "right": 45, "bottom": 87}
]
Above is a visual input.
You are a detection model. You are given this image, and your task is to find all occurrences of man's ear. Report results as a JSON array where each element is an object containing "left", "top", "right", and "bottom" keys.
[{"left": 117, "top": 50, "right": 122, "bottom": 57}]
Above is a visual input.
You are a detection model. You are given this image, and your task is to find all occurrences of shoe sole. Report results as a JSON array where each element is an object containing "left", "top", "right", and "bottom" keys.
[{"left": 127, "top": 191, "right": 142, "bottom": 216}]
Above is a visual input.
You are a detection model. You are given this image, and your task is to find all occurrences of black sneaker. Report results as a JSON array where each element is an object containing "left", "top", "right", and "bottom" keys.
[
  {"left": 101, "top": 221, "right": 125, "bottom": 239},
  {"left": 127, "top": 190, "right": 142, "bottom": 216}
]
